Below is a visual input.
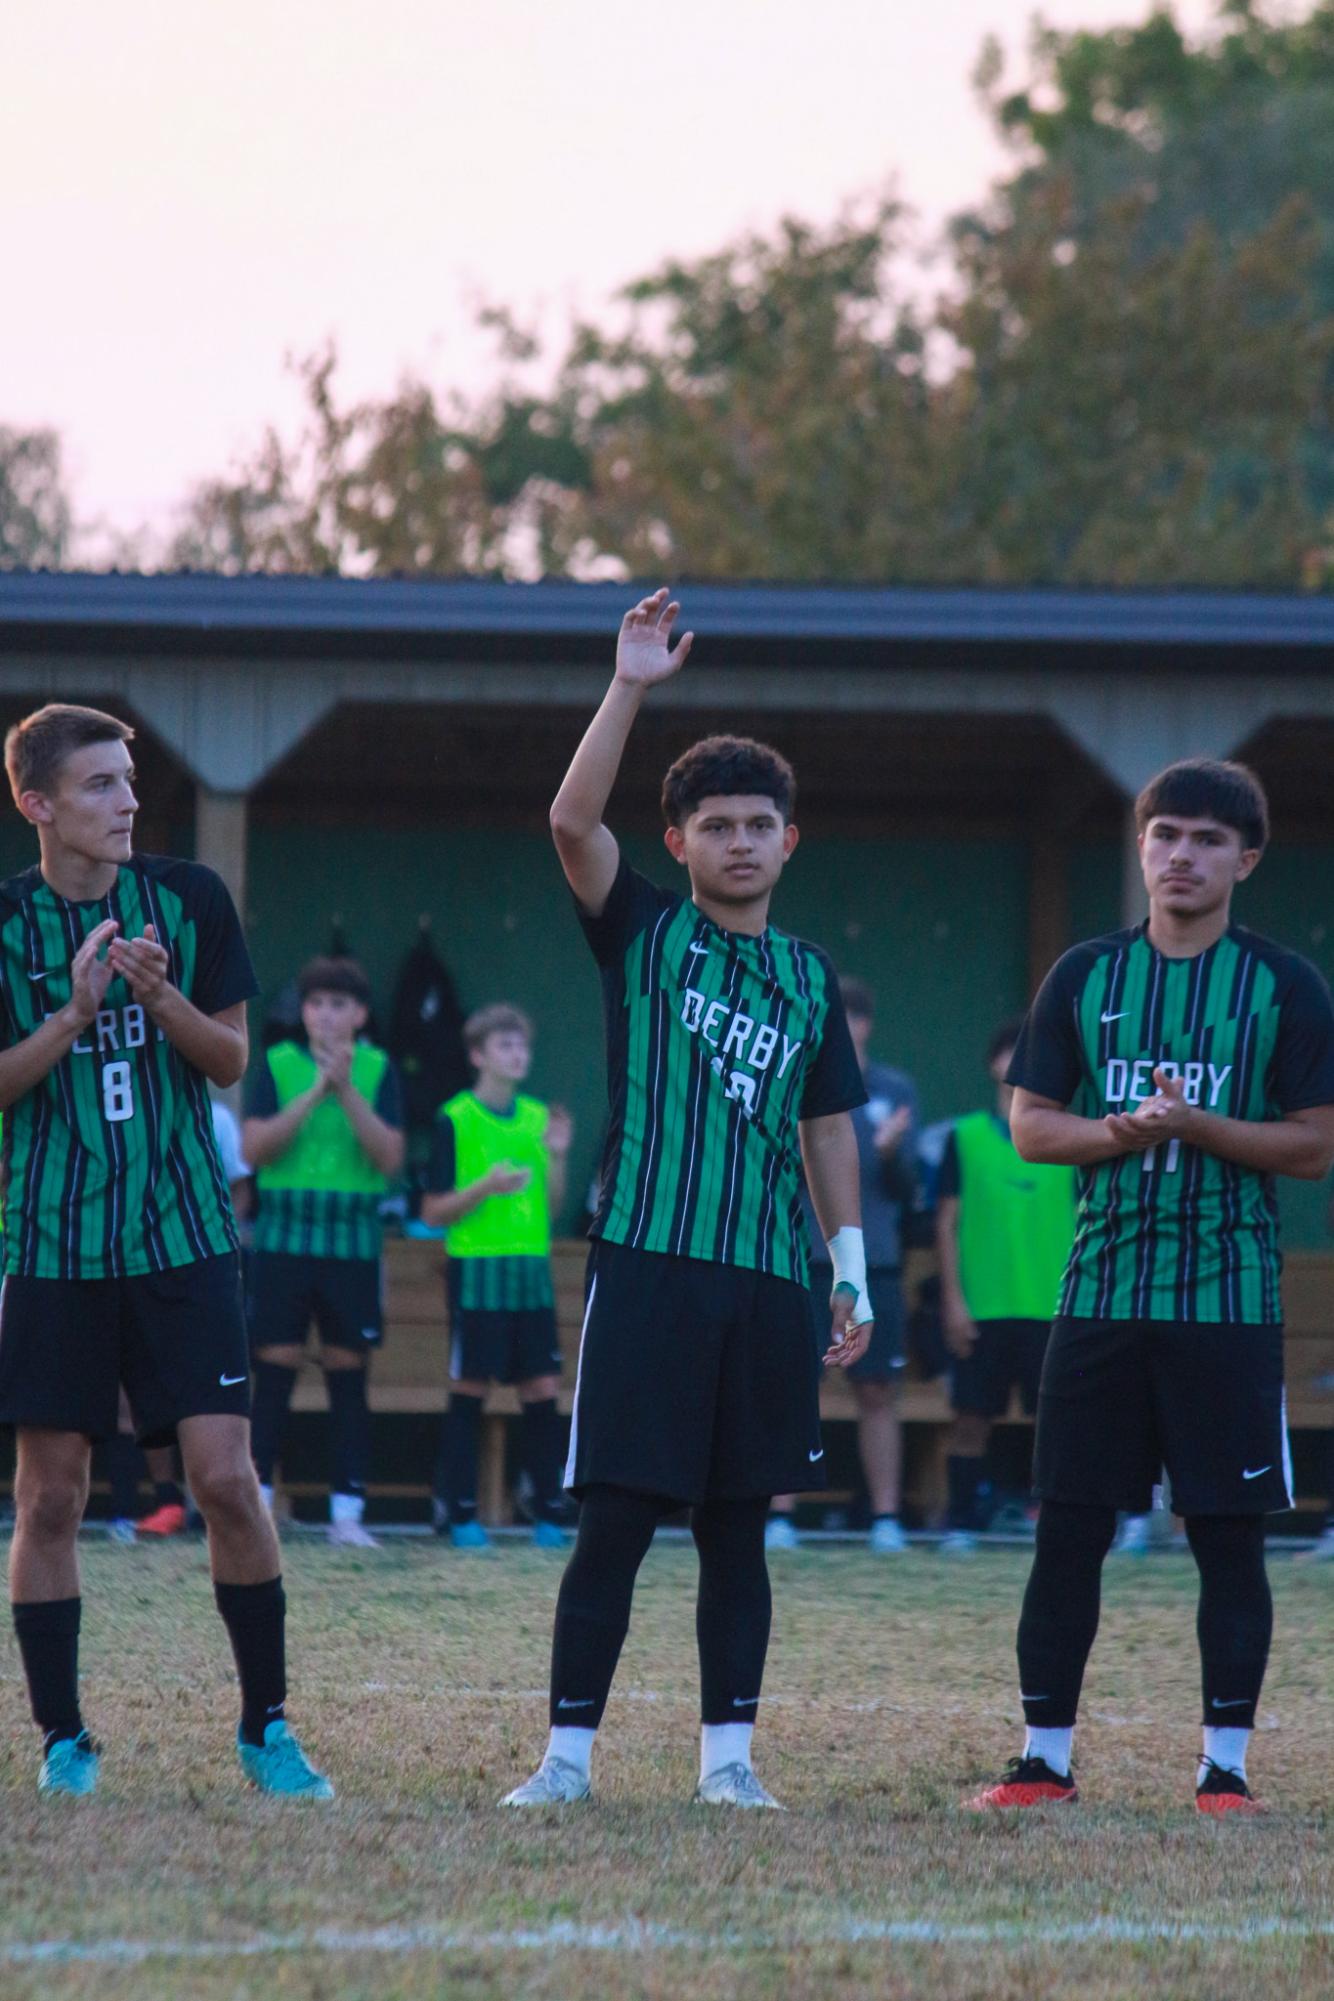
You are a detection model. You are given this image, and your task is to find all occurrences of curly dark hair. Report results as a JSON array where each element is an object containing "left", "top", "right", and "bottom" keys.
[
  {"left": 1134, "top": 759, "right": 1269, "bottom": 853},
  {"left": 660, "top": 735, "right": 796, "bottom": 827}
]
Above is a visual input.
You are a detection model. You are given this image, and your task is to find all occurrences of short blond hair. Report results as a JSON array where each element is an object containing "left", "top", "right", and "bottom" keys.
[{"left": 464, "top": 1003, "right": 533, "bottom": 1053}]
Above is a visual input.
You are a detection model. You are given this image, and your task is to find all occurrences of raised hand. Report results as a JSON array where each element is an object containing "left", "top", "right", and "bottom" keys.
[
  {"left": 69, "top": 919, "right": 120, "bottom": 1026},
  {"left": 614, "top": 588, "right": 694, "bottom": 690},
  {"left": 107, "top": 924, "right": 169, "bottom": 1008}
]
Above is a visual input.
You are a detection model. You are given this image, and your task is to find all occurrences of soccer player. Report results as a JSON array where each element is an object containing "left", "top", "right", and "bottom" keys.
[
  {"left": 768, "top": 977, "right": 919, "bottom": 1552},
  {"left": 937, "top": 1017, "right": 1076, "bottom": 1553},
  {"left": 968, "top": 760, "right": 1334, "bottom": 1815},
  {"left": 0, "top": 704, "right": 330, "bottom": 1798},
  {"left": 244, "top": 957, "right": 405, "bottom": 1547},
  {"left": 502, "top": 589, "right": 872, "bottom": 1811},
  {"left": 422, "top": 1003, "right": 572, "bottom": 1550}
]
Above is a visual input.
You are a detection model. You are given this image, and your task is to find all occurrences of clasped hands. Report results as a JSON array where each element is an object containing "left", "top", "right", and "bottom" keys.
[{"left": 1104, "top": 1067, "right": 1196, "bottom": 1153}]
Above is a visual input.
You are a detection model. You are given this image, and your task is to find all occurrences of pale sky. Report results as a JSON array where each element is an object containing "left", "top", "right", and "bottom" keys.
[{"left": 4, "top": 0, "right": 1217, "bottom": 546}]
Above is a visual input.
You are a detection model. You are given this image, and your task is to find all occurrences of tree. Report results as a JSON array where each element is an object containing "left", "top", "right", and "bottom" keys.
[{"left": 0, "top": 426, "right": 72, "bottom": 569}]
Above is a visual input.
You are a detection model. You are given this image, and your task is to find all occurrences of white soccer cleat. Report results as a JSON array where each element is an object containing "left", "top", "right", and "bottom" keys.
[
  {"left": 1113, "top": 1514, "right": 1151, "bottom": 1555},
  {"left": 694, "top": 1762, "right": 786, "bottom": 1810},
  {"left": 869, "top": 1517, "right": 909, "bottom": 1554},
  {"left": 327, "top": 1519, "right": 380, "bottom": 1548},
  {"left": 764, "top": 1516, "right": 800, "bottom": 1552},
  {"left": 500, "top": 1756, "right": 591, "bottom": 1807}
]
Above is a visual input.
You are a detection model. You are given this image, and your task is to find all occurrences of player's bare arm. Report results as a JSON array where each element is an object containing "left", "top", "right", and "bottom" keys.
[
  {"left": 327, "top": 1061, "right": 405, "bottom": 1177},
  {"left": 107, "top": 924, "right": 247, "bottom": 1088},
  {"left": 1010, "top": 1086, "right": 1144, "bottom": 1165},
  {"left": 0, "top": 917, "right": 119, "bottom": 1110},
  {"left": 935, "top": 1194, "right": 978, "bottom": 1358},
  {"left": 1116, "top": 1070, "right": 1334, "bottom": 1179},
  {"left": 544, "top": 1105, "right": 573, "bottom": 1216},
  {"left": 549, "top": 588, "right": 694, "bottom": 917},
  {"left": 800, "top": 1110, "right": 873, "bottom": 1370}
]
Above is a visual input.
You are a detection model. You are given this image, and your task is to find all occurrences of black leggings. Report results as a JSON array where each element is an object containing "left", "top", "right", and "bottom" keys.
[
  {"left": 1017, "top": 1501, "right": 1273, "bottom": 1730},
  {"left": 549, "top": 1486, "right": 772, "bottom": 1729}
]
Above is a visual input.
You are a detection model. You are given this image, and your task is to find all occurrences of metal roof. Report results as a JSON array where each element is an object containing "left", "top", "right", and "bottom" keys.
[{"left": 2, "top": 570, "right": 1333, "bottom": 659}]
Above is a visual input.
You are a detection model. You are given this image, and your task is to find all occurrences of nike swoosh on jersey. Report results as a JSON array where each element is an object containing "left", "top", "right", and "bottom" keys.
[
  {"left": 1242, "top": 1466, "right": 1272, "bottom": 1480},
  {"left": 219, "top": 1373, "right": 247, "bottom": 1387},
  {"left": 808, "top": 1448, "right": 824, "bottom": 1462},
  {"left": 1100, "top": 1010, "right": 1129, "bottom": 1022}
]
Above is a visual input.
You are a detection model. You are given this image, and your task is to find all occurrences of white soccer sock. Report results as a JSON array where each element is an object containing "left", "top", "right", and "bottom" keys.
[
  {"left": 701, "top": 1722, "right": 754, "bottom": 1782},
  {"left": 546, "top": 1727, "right": 595, "bottom": 1777},
  {"left": 1023, "top": 1725, "right": 1073, "bottom": 1778},
  {"left": 1200, "top": 1725, "right": 1249, "bottom": 1786},
  {"left": 330, "top": 1492, "right": 364, "bottom": 1524}
]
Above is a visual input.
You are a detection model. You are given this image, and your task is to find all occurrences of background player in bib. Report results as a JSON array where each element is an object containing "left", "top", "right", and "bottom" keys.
[
  {"left": 502, "top": 589, "right": 871, "bottom": 1811},
  {"left": 937, "top": 1017, "right": 1076, "bottom": 1552},
  {"left": 244, "top": 956, "right": 405, "bottom": 1547},
  {"left": 0, "top": 704, "right": 330, "bottom": 1799},
  {"left": 968, "top": 760, "right": 1334, "bottom": 1815},
  {"left": 422, "top": 1003, "right": 572, "bottom": 1550}
]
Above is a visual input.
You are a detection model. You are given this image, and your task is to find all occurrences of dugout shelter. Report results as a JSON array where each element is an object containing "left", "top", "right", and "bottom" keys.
[{"left": 1, "top": 572, "right": 1332, "bottom": 1521}]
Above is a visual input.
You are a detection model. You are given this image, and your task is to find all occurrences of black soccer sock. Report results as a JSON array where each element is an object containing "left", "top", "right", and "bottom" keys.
[
  {"left": 215, "top": 1575, "right": 287, "bottom": 1747},
  {"left": 106, "top": 1433, "right": 142, "bottom": 1520},
  {"left": 12, "top": 1598, "right": 85, "bottom": 1748},
  {"left": 154, "top": 1478, "right": 184, "bottom": 1509},
  {"left": 520, "top": 1398, "right": 563, "bottom": 1522},
  {"left": 947, "top": 1455, "right": 985, "bottom": 1533},
  {"left": 549, "top": 1485, "right": 665, "bottom": 1729},
  {"left": 692, "top": 1496, "right": 772, "bottom": 1725},
  {"left": 250, "top": 1362, "right": 298, "bottom": 1488},
  {"left": 1016, "top": 1501, "right": 1118, "bottom": 1728},
  {"left": 440, "top": 1393, "right": 484, "bottom": 1524},
  {"left": 325, "top": 1365, "right": 370, "bottom": 1500},
  {"left": 1186, "top": 1514, "right": 1272, "bottom": 1729}
]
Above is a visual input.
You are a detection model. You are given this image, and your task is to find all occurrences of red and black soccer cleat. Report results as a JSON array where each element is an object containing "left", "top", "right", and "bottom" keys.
[
  {"left": 964, "top": 1755, "right": 1078, "bottom": 1811},
  {"left": 1195, "top": 1761, "right": 1268, "bottom": 1817},
  {"left": 137, "top": 1502, "right": 187, "bottom": 1537}
]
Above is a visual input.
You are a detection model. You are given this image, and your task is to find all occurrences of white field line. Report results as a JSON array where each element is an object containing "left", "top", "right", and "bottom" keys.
[{"left": 5, "top": 1914, "right": 1333, "bottom": 1968}]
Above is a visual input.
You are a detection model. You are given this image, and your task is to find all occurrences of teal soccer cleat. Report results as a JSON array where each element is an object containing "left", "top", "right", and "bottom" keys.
[
  {"left": 450, "top": 1520, "right": 491, "bottom": 1551},
  {"left": 532, "top": 1519, "right": 569, "bottom": 1550},
  {"left": 237, "top": 1721, "right": 334, "bottom": 1800},
  {"left": 39, "top": 1731, "right": 100, "bottom": 1797}
]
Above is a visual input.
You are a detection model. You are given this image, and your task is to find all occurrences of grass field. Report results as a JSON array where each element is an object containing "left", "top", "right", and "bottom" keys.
[{"left": 1, "top": 1534, "right": 1330, "bottom": 2000}]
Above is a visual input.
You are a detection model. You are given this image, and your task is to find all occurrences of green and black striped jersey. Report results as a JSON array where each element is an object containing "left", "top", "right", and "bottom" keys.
[
  {"left": 1009, "top": 922, "right": 1334, "bottom": 1325},
  {"left": 0, "top": 856, "right": 257, "bottom": 1279},
  {"left": 580, "top": 858, "right": 865, "bottom": 1284}
]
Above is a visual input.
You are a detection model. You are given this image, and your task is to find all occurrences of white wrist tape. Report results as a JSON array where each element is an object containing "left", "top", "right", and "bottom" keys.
[{"left": 827, "top": 1226, "right": 872, "bottom": 1330}]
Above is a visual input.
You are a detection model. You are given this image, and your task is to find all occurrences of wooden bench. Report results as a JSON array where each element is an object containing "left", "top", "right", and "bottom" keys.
[{"left": 277, "top": 1240, "right": 1334, "bottom": 1524}]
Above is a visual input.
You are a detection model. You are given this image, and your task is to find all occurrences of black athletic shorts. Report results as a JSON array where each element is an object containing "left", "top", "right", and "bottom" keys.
[
  {"left": 0, "top": 1252, "right": 250, "bottom": 1447},
  {"left": 811, "top": 1265, "right": 906, "bottom": 1383},
  {"left": 250, "top": 1252, "right": 383, "bottom": 1354},
  {"left": 952, "top": 1317, "right": 1049, "bottom": 1420},
  {"left": 1034, "top": 1315, "right": 1292, "bottom": 1517},
  {"left": 564, "top": 1239, "right": 825, "bottom": 1506},
  {"left": 447, "top": 1266, "right": 561, "bottom": 1385}
]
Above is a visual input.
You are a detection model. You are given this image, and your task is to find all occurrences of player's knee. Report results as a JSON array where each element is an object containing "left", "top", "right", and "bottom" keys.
[
  {"left": 191, "top": 1459, "right": 260, "bottom": 1524},
  {"left": 1184, "top": 1512, "right": 1265, "bottom": 1571},
  {"left": 16, "top": 1473, "right": 87, "bottom": 1543},
  {"left": 855, "top": 1379, "right": 897, "bottom": 1413}
]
